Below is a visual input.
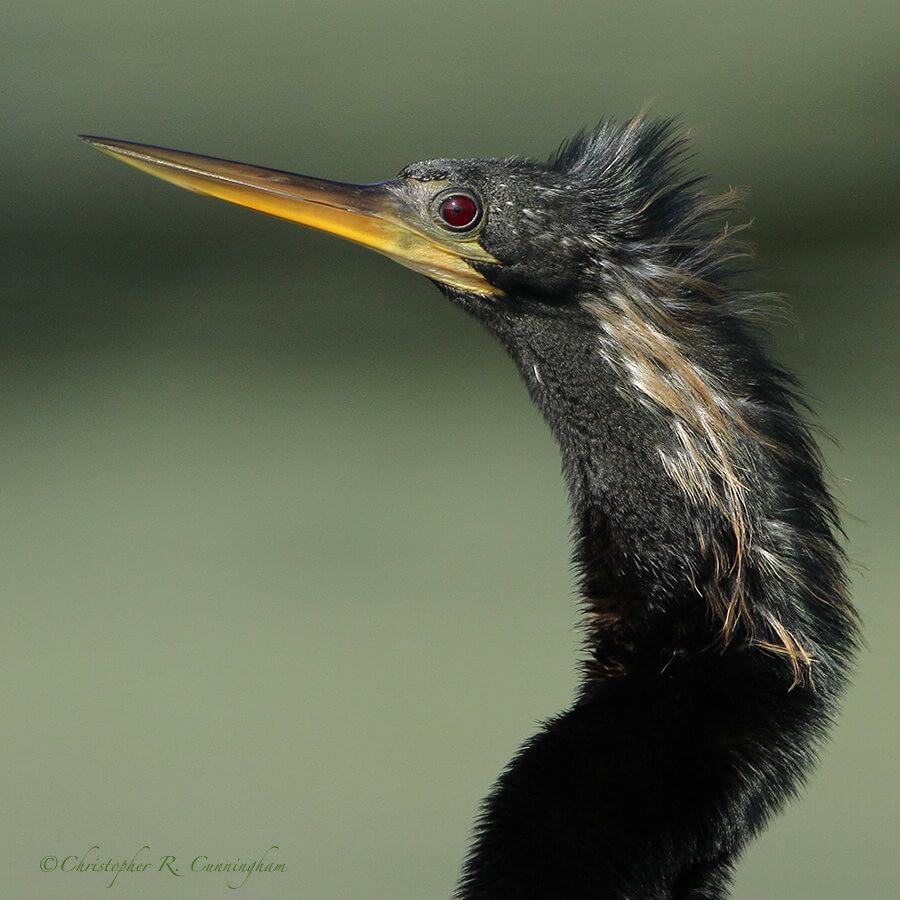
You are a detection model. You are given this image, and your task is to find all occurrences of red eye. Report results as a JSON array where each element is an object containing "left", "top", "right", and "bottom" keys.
[{"left": 438, "top": 193, "right": 480, "bottom": 229}]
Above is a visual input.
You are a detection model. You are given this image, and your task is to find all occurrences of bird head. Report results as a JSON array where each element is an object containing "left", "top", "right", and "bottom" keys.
[{"left": 80, "top": 120, "right": 714, "bottom": 317}]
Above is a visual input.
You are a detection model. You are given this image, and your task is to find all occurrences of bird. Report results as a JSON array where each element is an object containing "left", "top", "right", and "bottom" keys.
[{"left": 82, "top": 118, "right": 859, "bottom": 899}]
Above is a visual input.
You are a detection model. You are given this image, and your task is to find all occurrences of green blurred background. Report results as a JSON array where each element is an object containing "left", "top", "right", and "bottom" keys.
[{"left": 2, "top": 1, "right": 897, "bottom": 897}]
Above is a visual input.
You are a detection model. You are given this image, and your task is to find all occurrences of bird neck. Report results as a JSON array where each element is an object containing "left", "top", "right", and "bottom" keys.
[
  {"left": 450, "top": 285, "right": 854, "bottom": 899},
  {"left": 451, "top": 300, "right": 843, "bottom": 898}
]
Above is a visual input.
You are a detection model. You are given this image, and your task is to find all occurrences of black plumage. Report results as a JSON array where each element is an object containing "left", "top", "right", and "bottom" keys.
[
  {"left": 409, "top": 120, "right": 858, "bottom": 899},
  {"left": 83, "top": 117, "right": 859, "bottom": 899}
]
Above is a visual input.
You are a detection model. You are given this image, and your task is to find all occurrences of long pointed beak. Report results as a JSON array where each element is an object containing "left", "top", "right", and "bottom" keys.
[{"left": 80, "top": 136, "right": 499, "bottom": 294}]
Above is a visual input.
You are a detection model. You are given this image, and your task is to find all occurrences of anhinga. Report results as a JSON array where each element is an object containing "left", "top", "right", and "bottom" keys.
[{"left": 82, "top": 118, "right": 858, "bottom": 899}]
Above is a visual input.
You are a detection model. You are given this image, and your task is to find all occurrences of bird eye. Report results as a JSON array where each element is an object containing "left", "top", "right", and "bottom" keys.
[{"left": 436, "top": 191, "right": 482, "bottom": 231}]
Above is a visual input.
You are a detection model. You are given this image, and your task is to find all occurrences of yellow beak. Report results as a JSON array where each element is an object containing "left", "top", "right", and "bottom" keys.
[{"left": 80, "top": 136, "right": 499, "bottom": 295}]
